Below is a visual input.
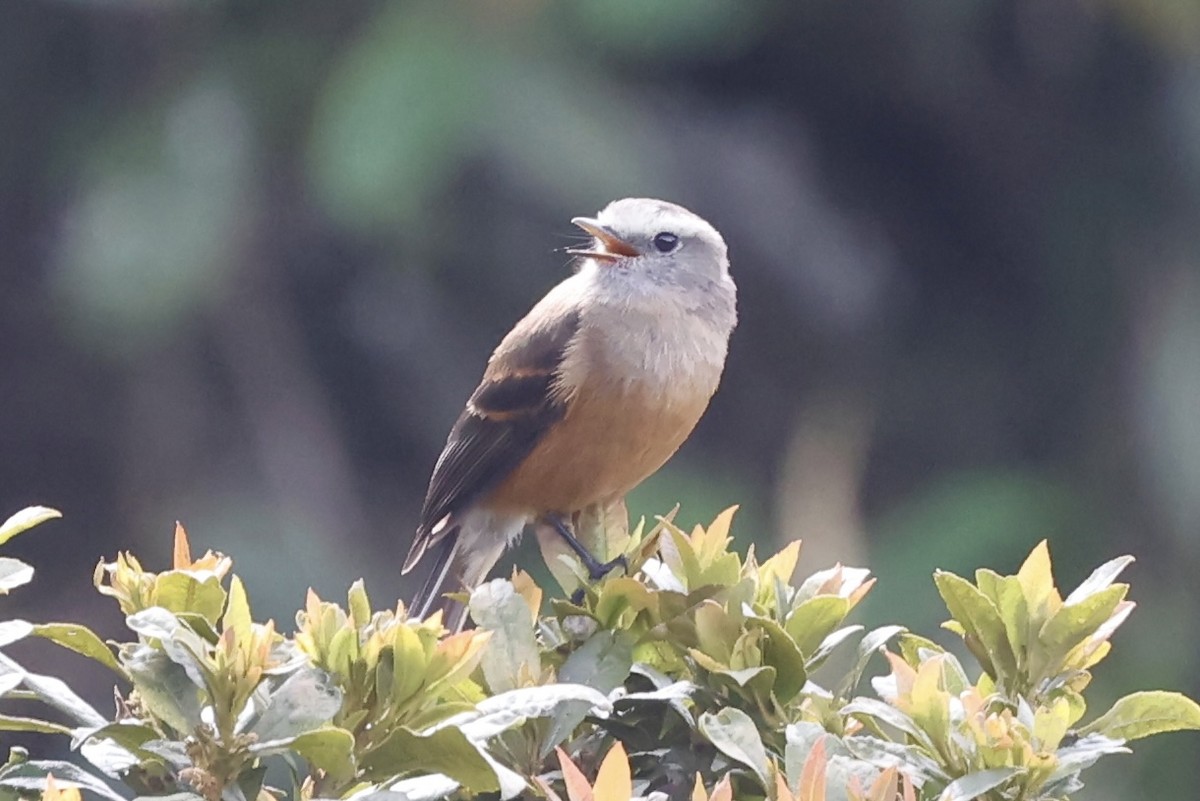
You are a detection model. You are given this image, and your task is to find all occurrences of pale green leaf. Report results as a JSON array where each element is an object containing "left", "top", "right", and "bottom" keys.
[
  {"left": 698, "top": 707, "right": 770, "bottom": 788},
  {"left": 221, "top": 575, "right": 251, "bottom": 640},
  {"left": 785, "top": 595, "right": 850, "bottom": 656},
  {"left": 0, "top": 558, "right": 34, "bottom": 594},
  {"left": 468, "top": 579, "right": 539, "bottom": 693},
  {"left": 837, "top": 625, "right": 906, "bottom": 699},
  {"left": 937, "top": 767, "right": 1018, "bottom": 801},
  {"left": 0, "top": 507, "right": 61, "bottom": 546},
  {"left": 0, "top": 653, "right": 105, "bottom": 727},
  {"left": 1064, "top": 555, "right": 1135, "bottom": 605},
  {"left": 32, "top": 623, "right": 126, "bottom": 677},
  {"left": 0, "top": 620, "right": 33, "bottom": 648},
  {"left": 933, "top": 570, "right": 1015, "bottom": 680},
  {"left": 0, "top": 759, "right": 125, "bottom": 801},
  {"left": 1036, "top": 584, "right": 1126, "bottom": 670},
  {"left": 153, "top": 572, "right": 227, "bottom": 624},
  {"left": 0, "top": 715, "right": 73, "bottom": 735},
  {"left": 360, "top": 725, "right": 498, "bottom": 792},
  {"left": 253, "top": 725, "right": 356, "bottom": 782},
  {"left": 1078, "top": 691, "right": 1200, "bottom": 741},
  {"left": 249, "top": 666, "right": 342, "bottom": 742}
]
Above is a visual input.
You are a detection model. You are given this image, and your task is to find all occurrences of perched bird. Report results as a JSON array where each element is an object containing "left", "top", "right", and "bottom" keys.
[{"left": 403, "top": 198, "right": 737, "bottom": 631}]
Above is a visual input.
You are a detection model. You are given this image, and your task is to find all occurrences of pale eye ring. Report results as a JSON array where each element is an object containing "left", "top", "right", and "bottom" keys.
[{"left": 651, "top": 232, "right": 680, "bottom": 253}]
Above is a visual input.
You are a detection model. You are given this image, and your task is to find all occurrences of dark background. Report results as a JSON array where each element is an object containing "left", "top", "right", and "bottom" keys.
[{"left": 2, "top": 1, "right": 1198, "bottom": 796}]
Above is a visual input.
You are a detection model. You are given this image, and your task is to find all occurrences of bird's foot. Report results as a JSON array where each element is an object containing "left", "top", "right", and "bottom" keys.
[
  {"left": 569, "top": 554, "right": 628, "bottom": 605},
  {"left": 543, "top": 513, "right": 628, "bottom": 602}
]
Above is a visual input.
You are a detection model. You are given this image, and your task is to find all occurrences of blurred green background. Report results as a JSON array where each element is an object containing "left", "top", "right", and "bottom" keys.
[{"left": 2, "top": 0, "right": 1198, "bottom": 795}]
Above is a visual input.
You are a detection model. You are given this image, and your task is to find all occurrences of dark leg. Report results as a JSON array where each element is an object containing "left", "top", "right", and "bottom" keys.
[{"left": 543, "top": 512, "right": 627, "bottom": 581}]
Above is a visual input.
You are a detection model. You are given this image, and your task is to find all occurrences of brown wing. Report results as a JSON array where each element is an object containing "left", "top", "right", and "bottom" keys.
[{"left": 402, "top": 307, "right": 581, "bottom": 573}]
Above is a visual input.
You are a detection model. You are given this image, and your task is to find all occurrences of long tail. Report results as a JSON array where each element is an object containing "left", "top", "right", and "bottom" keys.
[
  {"left": 407, "top": 511, "right": 520, "bottom": 633},
  {"left": 408, "top": 528, "right": 471, "bottom": 633}
]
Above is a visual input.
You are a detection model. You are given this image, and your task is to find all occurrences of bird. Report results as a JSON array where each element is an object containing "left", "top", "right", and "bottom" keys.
[{"left": 403, "top": 198, "right": 737, "bottom": 631}]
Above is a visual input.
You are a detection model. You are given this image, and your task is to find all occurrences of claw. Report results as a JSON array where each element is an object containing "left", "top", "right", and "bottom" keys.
[{"left": 543, "top": 513, "right": 627, "bottom": 589}]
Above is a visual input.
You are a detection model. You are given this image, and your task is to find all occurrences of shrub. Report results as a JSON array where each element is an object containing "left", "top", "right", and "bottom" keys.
[{"left": 0, "top": 504, "right": 1197, "bottom": 801}]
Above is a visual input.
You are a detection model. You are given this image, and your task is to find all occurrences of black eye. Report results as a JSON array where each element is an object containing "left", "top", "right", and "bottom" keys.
[{"left": 652, "top": 232, "right": 680, "bottom": 253}]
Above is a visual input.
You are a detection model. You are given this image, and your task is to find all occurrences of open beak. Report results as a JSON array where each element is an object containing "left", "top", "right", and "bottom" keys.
[{"left": 567, "top": 217, "right": 641, "bottom": 262}]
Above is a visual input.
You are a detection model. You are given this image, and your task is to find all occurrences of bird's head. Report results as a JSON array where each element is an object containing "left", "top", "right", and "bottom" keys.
[{"left": 568, "top": 198, "right": 730, "bottom": 285}]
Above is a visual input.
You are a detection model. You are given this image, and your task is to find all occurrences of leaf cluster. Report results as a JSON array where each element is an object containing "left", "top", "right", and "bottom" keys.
[{"left": 0, "top": 505, "right": 1197, "bottom": 801}]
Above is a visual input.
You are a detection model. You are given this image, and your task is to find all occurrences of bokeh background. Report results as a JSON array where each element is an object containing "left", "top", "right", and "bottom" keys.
[{"left": 2, "top": 1, "right": 1198, "bottom": 796}]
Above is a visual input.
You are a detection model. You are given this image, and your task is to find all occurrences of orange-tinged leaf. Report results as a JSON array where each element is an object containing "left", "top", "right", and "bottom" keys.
[
  {"left": 556, "top": 747, "right": 595, "bottom": 801},
  {"left": 759, "top": 540, "right": 801, "bottom": 587},
  {"left": 173, "top": 522, "right": 192, "bottom": 570},
  {"left": 883, "top": 650, "right": 917, "bottom": 702},
  {"left": 864, "top": 766, "right": 899, "bottom": 801},
  {"left": 510, "top": 568, "right": 543, "bottom": 623},
  {"left": 43, "top": 774, "right": 82, "bottom": 801},
  {"left": 592, "top": 741, "right": 632, "bottom": 801},
  {"left": 699, "top": 506, "right": 739, "bottom": 560},
  {"left": 775, "top": 770, "right": 797, "bottom": 801},
  {"left": 533, "top": 777, "right": 567, "bottom": 801},
  {"left": 798, "top": 736, "right": 828, "bottom": 801},
  {"left": 692, "top": 774, "right": 707, "bottom": 801},
  {"left": 846, "top": 577, "right": 876, "bottom": 609},
  {"left": 708, "top": 775, "right": 734, "bottom": 801},
  {"left": 816, "top": 565, "right": 845, "bottom": 596}
]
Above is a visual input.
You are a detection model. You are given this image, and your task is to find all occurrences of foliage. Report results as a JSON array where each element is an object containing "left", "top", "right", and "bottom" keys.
[{"left": 1, "top": 505, "right": 1197, "bottom": 801}]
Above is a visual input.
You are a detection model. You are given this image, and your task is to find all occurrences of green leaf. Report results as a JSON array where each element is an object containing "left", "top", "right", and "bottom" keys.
[
  {"left": 361, "top": 726, "right": 498, "bottom": 792},
  {"left": 0, "top": 715, "right": 73, "bottom": 735},
  {"left": 222, "top": 575, "right": 251, "bottom": 640},
  {"left": 754, "top": 617, "right": 807, "bottom": 703},
  {"left": 698, "top": 707, "right": 770, "bottom": 788},
  {"left": 806, "top": 624, "right": 864, "bottom": 672},
  {"left": 1049, "top": 733, "right": 1129, "bottom": 779},
  {"left": 933, "top": 570, "right": 1015, "bottom": 680},
  {"left": 153, "top": 572, "right": 227, "bottom": 624},
  {"left": 843, "top": 735, "right": 950, "bottom": 783},
  {"left": 253, "top": 725, "right": 356, "bottom": 782},
  {"left": 32, "top": 623, "right": 126, "bottom": 677},
  {"left": 0, "top": 653, "right": 105, "bottom": 727},
  {"left": 784, "top": 595, "right": 850, "bottom": 656},
  {"left": 455, "top": 684, "right": 611, "bottom": 741},
  {"left": 249, "top": 666, "right": 343, "bottom": 742},
  {"left": 125, "top": 608, "right": 211, "bottom": 688},
  {"left": 547, "top": 628, "right": 638, "bottom": 753},
  {"left": 123, "top": 645, "right": 204, "bottom": 734},
  {"left": 468, "top": 579, "right": 539, "bottom": 693},
  {"left": 992, "top": 575, "right": 1029, "bottom": 673},
  {"left": 293, "top": 727, "right": 357, "bottom": 781},
  {"left": 347, "top": 579, "right": 371, "bottom": 626},
  {"left": 837, "top": 625, "right": 906, "bottom": 699},
  {"left": 0, "top": 759, "right": 125, "bottom": 801},
  {"left": 558, "top": 630, "right": 634, "bottom": 693},
  {"left": 1078, "top": 691, "right": 1200, "bottom": 741},
  {"left": 841, "top": 698, "right": 936, "bottom": 752},
  {"left": 897, "top": 633, "right": 942, "bottom": 666},
  {"left": 0, "top": 507, "right": 61, "bottom": 546},
  {"left": 73, "top": 721, "right": 159, "bottom": 771},
  {"left": 937, "top": 767, "right": 1019, "bottom": 801},
  {"left": 1036, "top": 584, "right": 1125, "bottom": 664},
  {"left": 0, "top": 558, "right": 34, "bottom": 594}
]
